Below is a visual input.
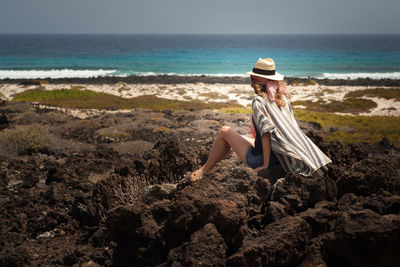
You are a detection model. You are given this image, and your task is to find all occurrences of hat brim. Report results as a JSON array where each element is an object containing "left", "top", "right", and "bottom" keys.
[{"left": 247, "top": 71, "right": 284, "bottom": 81}]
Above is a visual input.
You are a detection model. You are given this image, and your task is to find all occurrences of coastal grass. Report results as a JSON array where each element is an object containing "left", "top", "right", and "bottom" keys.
[
  {"left": 293, "top": 109, "right": 400, "bottom": 146},
  {"left": 11, "top": 88, "right": 242, "bottom": 111},
  {"left": 291, "top": 98, "right": 377, "bottom": 113},
  {"left": 10, "top": 88, "right": 400, "bottom": 147},
  {"left": 344, "top": 88, "right": 400, "bottom": 101}
]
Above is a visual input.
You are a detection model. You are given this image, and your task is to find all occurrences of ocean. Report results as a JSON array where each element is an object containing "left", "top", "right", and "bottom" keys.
[{"left": 0, "top": 34, "right": 399, "bottom": 79}]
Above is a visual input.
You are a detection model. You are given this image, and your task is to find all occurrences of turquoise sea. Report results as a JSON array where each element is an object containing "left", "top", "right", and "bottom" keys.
[{"left": 0, "top": 34, "right": 399, "bottom": 79}]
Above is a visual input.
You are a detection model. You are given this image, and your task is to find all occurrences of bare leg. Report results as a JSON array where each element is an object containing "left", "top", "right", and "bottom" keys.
[{"left": 191, "top": 126, "right": 254, "bottom": 181}]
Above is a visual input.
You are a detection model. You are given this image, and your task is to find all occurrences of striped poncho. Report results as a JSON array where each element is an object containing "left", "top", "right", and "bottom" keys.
[{"left": 252, "top": 95, "right": 331, "bottom": 177}]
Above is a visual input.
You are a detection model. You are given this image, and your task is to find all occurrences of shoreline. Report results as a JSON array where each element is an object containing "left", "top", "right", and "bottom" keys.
[{"left": 1, "top": 75, "right": 400, "bottom": 86}]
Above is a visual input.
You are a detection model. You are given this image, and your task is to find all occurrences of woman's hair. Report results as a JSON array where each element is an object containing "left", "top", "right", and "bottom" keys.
[{"left": 251, "top": 76, "right": 290, "bottom": 107}]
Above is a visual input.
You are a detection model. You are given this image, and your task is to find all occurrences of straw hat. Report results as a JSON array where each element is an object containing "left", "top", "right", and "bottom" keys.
[{"left": 247, "top": 58, "right": 284, "bottom": 81}]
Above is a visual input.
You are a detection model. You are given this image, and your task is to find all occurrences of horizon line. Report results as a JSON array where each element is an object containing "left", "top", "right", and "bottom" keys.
[{"left": 1, "top": 32, "right": 400, "bottom": 35}]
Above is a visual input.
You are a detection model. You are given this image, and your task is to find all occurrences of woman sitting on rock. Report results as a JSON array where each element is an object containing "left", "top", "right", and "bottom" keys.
[{"left": 190, "top": 58, "right": 331, "bottom": 182}]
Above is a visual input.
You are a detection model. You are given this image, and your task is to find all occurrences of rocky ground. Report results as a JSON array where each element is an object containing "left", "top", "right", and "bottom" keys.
[{"left": 0, "top": 100, "right": 400, "bottom": 266}]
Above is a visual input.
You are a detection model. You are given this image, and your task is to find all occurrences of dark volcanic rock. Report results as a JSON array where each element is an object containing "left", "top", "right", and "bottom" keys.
[
  {"left": 0, "top": 247, "right": 30, "bottom": 266},
  {"left": 133, "top": 137, "right": 205, "bottom": 182},
  {"left": 271, "top": 172, "right": 337, "bottom": 213},
  {"left": 263, "top": 201, "right": 287, "bottom": 224},
  {"left": 108, "top": 203, "right": 162, "bottom": 266},
  {"left": 324, "top": 209, "right": 400, "bottom": 267},
  {"left": 0, "top": 113, "right": 8, "bottom": 130},
  {"left": 226, "top": 216, "right": 312, "bottom": 266},
  {"left": 17, "top": 80, "right": 41, "bottom": 86},
  {"left": 71, "top": 201, "right": 101, "bottom": 226},
  {"left": 336, "top": 158, "right": 400, "bottom": 197},
  {"left": 168, "top": 223, "right": 227, "bottom": 266},
  {"left": 1, "top": 101, "right": 400, "bottom": 266},
  {"left": 299, "top": 206, "right": 337, "bottom": 237}
]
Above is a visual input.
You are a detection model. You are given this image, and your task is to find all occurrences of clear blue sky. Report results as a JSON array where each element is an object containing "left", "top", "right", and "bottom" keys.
[{"left": 1, "top": 0, "right": 399, "bottom": 34}]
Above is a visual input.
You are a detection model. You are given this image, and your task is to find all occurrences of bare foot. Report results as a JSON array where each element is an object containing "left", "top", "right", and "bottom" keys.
[{"left": 190, "top": 169, "right": 205, "bottom": 182}]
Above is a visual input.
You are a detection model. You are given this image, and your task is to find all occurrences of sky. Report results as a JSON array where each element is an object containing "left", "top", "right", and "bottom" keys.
[{"left": 1, "top": 0, "right": 399, "bottom": 34}]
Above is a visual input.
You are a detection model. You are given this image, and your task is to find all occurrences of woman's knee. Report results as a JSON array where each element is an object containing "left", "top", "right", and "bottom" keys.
[{"left": 219, "top": 126, "right": 231, "bottom": 135}]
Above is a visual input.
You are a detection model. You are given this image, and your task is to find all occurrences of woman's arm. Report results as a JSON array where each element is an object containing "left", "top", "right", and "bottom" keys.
[
  {"left": 255, "top": 132, "right": 272, "bottom": 171},
  {"left": 262, "top": 132, "right": 271, "bottom": 166}
]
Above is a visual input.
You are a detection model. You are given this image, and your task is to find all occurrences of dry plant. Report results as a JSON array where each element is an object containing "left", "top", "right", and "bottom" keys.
[
  {"left": 88, "top": 172, "right": 110, "bottom": 184},
  {"left": 112, "top": 176, "right": 150, "bottom": 207},
  {"left": 0, "top": 124, "right": 51, "bottom": 155},
  {"left": 110, "top": 140, "right": 153, "bottom": 156},
  {"left": 52, "top": 135, "right": 92, "bottom": 153}
]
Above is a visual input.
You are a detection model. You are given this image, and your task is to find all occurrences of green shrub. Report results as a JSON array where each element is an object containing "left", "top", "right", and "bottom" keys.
[
  {"left": 345, "top": 88, "right": 400, "bottom": 101},
  {"left": 97, "top": 128, "right": 131, "bottom": 141},
  {"left": 74, "top": 119, "right": 101, "bottom": 129},
  {"left": 199, "top": 92, "right": 229, "bottom": 99},
  {"left": 70, "top": 85, "right": 86, "bottom": 90},
  {"left": 0, "top": 124, "right": 51, "bottom": 155},
  {"left": 303, "top": 79, "right": 317, "bottom": 86},
  {"left": 152, "top": 127, "right": 171, "bottom": 133},
  {"left": 290, "top": 80, "right": 301, "bottom": 86},
  {"left": 219, "top": 107, "right": 252, "bottom": 114},
  {"left": 34, "top": 79, "right": 50, "bottom": 85},
  {"left": 12, "top": 111, "right": 42, "bottom": 125}
]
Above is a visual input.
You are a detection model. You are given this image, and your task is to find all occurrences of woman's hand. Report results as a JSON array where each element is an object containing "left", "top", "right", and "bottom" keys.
[{"left": 254, "top": 165, "right": 269, "bottom": 172}]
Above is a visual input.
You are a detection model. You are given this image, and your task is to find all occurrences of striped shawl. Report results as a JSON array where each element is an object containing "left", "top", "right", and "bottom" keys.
[{"left": 252, "top": 95, "right": 331, "bottom": 176}]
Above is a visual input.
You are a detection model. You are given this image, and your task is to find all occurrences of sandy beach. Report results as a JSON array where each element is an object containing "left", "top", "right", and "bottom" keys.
[{"left": 1, "top": 77, "right": 400, "bottom": 117}]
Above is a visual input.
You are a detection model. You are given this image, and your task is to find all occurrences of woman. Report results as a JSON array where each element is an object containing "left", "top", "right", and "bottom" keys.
[{"left": 190, "top": 58, "right": 331, "bottom": 182}]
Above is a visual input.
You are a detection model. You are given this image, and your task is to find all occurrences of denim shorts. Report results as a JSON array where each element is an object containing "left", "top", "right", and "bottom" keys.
[{"left": 246, "top": 148, "right": 280, "bottom": 169}]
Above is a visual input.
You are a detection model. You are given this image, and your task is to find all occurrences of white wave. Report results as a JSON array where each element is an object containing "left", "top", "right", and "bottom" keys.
[
  {"left": 127, "top": 71, "right": 249, "bottom": 78},
  {"left": 321, "top": 72, "right": 400, "bottom": 80},
  {"left": 0, "top": 69, "right": 117, "bottom": 79}
]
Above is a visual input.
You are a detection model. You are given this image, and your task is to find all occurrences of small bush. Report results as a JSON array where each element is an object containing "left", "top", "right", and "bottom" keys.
[
  {"left": 199, "top": 92, "right": 229, "bottom": 99},
  {"left": 0, "top": 124, "right": 51, "bottom": 155},
  {"left": 152, "top": 127, "right": 171, "bottom": 133},
  {"left": 34, "top": 79, "right": 50, "bottom": 85},
  {"left": 110, "top": 140, "right": 154, "bottom": 156},
  {"left": 74, "top": 119, "right": 101, "bottom": 129},
  {"left": 219, "top": 107, "right": 252, "bottom": 114},
  {"left": 70, "top": 85, "right": 86, "bottom": 90},
  {"left": 303, "top": 79, "right": 317, "bottom": 86},
  {"left": 12, "top": 111, "right": 42, "bottom": 125},
  {"left": 88, "top": 172, "right": 109, "bottom": 184},
  {"left": 49, "top": 135, "right": 94, "bottom": 155},
  {"left": 290, "top": 79, "right": 301, "bottom": 86},
  {"left": 97, "top": 128, "right": 131, "bottom": 141}
]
